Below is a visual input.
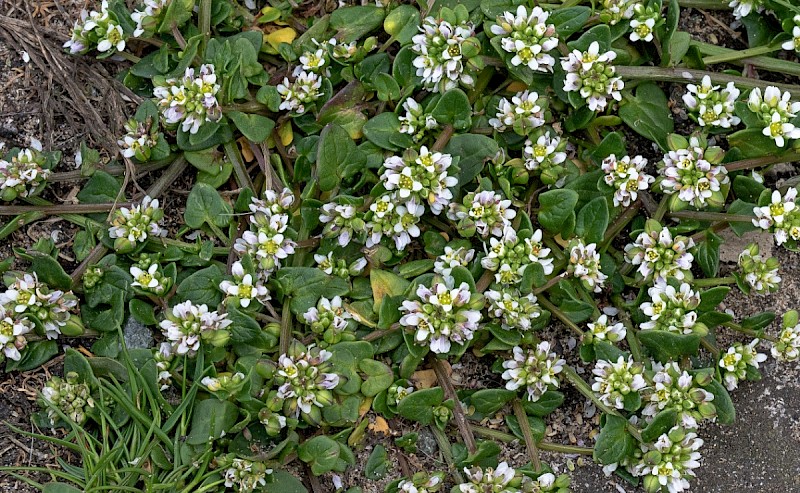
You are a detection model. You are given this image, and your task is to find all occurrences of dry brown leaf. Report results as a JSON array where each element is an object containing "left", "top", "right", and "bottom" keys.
[
  {"left": 368, "top": 416, "right": 391, "bottom": 435},
  {"left": 237, "top": 137, "right": 255, "bottom": 162}
]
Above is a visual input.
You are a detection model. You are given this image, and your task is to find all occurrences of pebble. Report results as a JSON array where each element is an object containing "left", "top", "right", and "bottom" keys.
[{"left": 123, "top": 317, "right": 154, "bottom": 350}]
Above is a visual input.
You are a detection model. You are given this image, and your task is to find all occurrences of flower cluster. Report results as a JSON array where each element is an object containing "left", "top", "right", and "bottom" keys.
[
  {"left": 658, "top": 135, "right": 728, "bottom": 209},
  {"left": 625, "top": 222, "right": 694, "bottom": 281},
  {"left": 41, "top": 372, "right": 94, "bottom": 425},
  {"left": 159, "top": 301, "right": 231, "bottom": 356},
  {"left": 0, "top": 146, "right": 51, "bottom": 201},
  {"left": 277, "top": 69, "right": 323, "bottom": 114},
  {"left": 502, "top": 343, "right": 565, "bottom": 402},
  {"left": 131, "top": 0, "right": 168, "bottom": 37},
  {"left": 490, "top": 6, "right": 558, "bottom": 73},
  {"left": 728, "top": 0, "right": 764, "bottom": 20},
  {"left": 153, "top": 342, "right": 174, "bottom": 390},
  {"left": 682, "top": 76, "right": 741, "bottom": 129},
  {"left": 1, "top": 273, "right": 78, "bottom": 340},
  {"left": 396, "top": 472, "right": 444, "bottom": 493},
  {"left": 747, "top": 86, "right": 800, "bottom": 148},
  {"left": 64, "top": 0, "right": 125, "bottom": 55},
  {"left": 303, "top": 296, "right": 353, "bottom": 345},
  {"left": 433, "top": 246, "right": 475, "bottom": 279},
  {"left": 567, "top": 239, "right": 607, "bottom": 293},
  {"left": 217, "top": 455, "right": 272, "bottom": 493},
  {"left": 485, "top": 288, "right": 544, "bottom": 332},
  {"left": 314, "top": 252, "right": 366, "bottom": 279},
  {"left": 274, "top": 344, "right": 340, "bottom": 422},
  {"left": 587, "top": 312, "right": 626, "bottom": 344},
  {"left": 398, "top": 99, "right": 439, "bottom": 141},
  {"left": 482, "top": 228, "right": 554, "bottom": 286},
  {"left": 220, "top": 261, "right": 270, "bottom": 308},
  {"left": 411, "top": 9, "right": 480, "bottom": 92},
  {"left": 447, "top": 190, "right": 517, "bottom": 238},
  {"left": 458, "top": 461, "right": 515, "bottom": 493},
  {"left": 639, "top": 279, "right": 703, "bottom": 335},
  {"left": 633, "top": 426, "right": 704, "bottom": 493},
  {"left": 365, "top": 194, "right": 424, "bottom": 251},
  {"left": 108, "top": 195, "right": 166, "bottom": 253},
  {"left": 737, "top": 243, "right": 781, "bottom": 295},
  {"left": 118, "top": 119, "right": 161, "bottom": 162},
  {"left": 154, "top": 64, "right": 222, "bottom": 134},
  {"left": 489, "top": 91, "right": 548, "bottom": 135},
  {"left": 234, "top": 198, "right": 296, "bottom": 275},
  {"left": 629, "top": 4, "right": 661, "bottom": 43},
  {"left": 783, "top": 15, "right": 800, "bottom": 53},
  {"left": 0, "top": 305, "right": 33, "bottom": 361},
  {"left": 202, "top": 372, "right": 246, "bottom": 395},
  {"left": 523, "top": 133, "right": 568, "bottom": 185},
  {"left": 381, "top": 147, "right": 458, "bottom": 215},
  {"left": 772, "top": 311, "right": 800, "bottom": 362},
  {"left": 399, "top": 280, "right": 482, "bottom": 354},
  {"left": 592, "top": 356, "right": 647, "bottom": 409},
  {"left": 752, "top": 187, "right": 800, "bottom": 247},
  {"left": 719, "top": 339, "right": 767, "bottom": 391},
  {"left": 598, "top": 0, "right": 636, "bottom": 25},
  {"left": 642, "top": 362, "right": 716, "bottom": 429},
  {"left": 601, "top": 154, "right": 654, "bottom": 207},
  {"left": 561, "top": 41, "right": 624, "bottom": 112},
  {"left": 130, "top": 262, "right": 171, "bottom": 295}
]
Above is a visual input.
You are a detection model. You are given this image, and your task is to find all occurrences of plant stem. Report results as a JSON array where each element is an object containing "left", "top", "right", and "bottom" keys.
[
  {"left": 279, "top": 302, "right": 293, "bottom": 355},
  {"left": 50, "top": 158, "right": 174, "bottom": 183},
  {"left": 677, "top": 0, "right": 729, "bottom": 8},
  {"left": 431, "top": 125, "right": 455, "bottom": 152},
  {"left": 721, "top": 321, "right": 778, "bottom": 343},
  {"left": 668, "top": 211, "right": 754, "bottom": 223},
  {"left": 725, "top": 153, "right": 800, "bottom": 172},
  {"left": 652, "top": 193, "right": 670, "bottom": 222},
  {"left": 612, "top": 295, "right": 644, "bottom": 362},
  {"left": 691, "top": 41, "right": 800, "bottom": 77},
  {"left": 430, "top": 426, "right": 465, "bottom": 484},
  {"left": 431, "top": 357, "right": 478, "bottom": 454},
  {"left": 600, "top": 199, "right": 642, "bottom": 250},
  {"left": 702, "top": 44, "right": 783, "bottom": 65},
  {"left": 691, "top": 276, "right": 736, "bottom": 287},
  {"left": 562, "top": 365, "right": 642, "bottom": 442},
  {"left": 475, "top": 269, "right": 494, "bottom": 293},
  {"left": 537, "top": 296, "right": 586, "bottom": 338},
  {"left": 469, "top": 425, "right": 594, "bottom": 455},
  {"left": 615, "top": 65, "right": 800, "bottom": 95},
  {"left": 0, "top": 202, "right": 132, "bottom": 215},
  {"left": 512, "top": 399, "right": 542, "bottom": 472},
  {"left": 223, "top": 141, "right": 255, "bottom": 192},
  {"left": 198, "top": 0, "right": 212, "bottom": 50},
  {"left": 115, "top": 51, "right": 141, "bottom": 63},
  {"left": 0, "top": 211, "right": 44, "bottom": 240},
  {"left": 146, "top": 156, "right": 188, "bottom": 198},
  {"left": 532, "top": 273, "right": 566, "bottom": 295}
]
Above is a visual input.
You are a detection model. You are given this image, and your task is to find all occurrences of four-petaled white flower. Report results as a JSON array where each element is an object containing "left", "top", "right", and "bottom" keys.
[
  {"left": 561, "top": 42, "right": 624, "bottom": 112},
  {"left": 490, "top": 6, "right": 558, "bottom": 72}
]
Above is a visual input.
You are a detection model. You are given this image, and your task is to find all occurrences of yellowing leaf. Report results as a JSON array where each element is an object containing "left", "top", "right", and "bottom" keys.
[
  {"left": 369, "top": 416, "right": 391, "bottom": 435},
  {"left": 237, "top": 137, "right": 255, "bottom": 162},
  {"left": 278, "top": 120, "right": 294, "bottom": 146},
  {"left": 507, "top": 81, "right": 528, "bottom": 93},
  {"left": 411, "top": 368, "right": 438, "bottom": 389},
  {"left": 264, "top": 27, "right": 296, "bottom": 53}
]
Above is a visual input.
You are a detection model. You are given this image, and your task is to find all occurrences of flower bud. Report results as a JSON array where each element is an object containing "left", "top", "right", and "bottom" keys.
[{"left": 60, "top": 314, "right": 85, "bottom": 337}]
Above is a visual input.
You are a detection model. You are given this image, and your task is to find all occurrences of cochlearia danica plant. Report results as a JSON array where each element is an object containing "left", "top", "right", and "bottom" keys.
[{"left": 2, "top": 0, "right": 800, "bottom": 492}]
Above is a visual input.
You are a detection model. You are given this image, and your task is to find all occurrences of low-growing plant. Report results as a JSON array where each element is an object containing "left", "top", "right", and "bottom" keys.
[{"left": 1, "top": 0, "right": 800, "bottom": 492}]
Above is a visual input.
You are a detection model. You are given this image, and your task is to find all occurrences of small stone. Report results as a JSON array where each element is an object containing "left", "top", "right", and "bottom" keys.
[
  {"left": 416, "top": 428, "right": 438, "bottom": 456},
  {"left": 123, "top": 317, "right": 153, "bottom": 349}
]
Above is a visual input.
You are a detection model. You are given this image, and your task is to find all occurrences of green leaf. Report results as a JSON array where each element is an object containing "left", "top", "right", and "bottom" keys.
[
  {"left": 184, "top": 183, "right": 233, "bottom": 229},
  {"left": 186, "top": 399, "right": 239, "bottom": 445},
  {"left": 374, "top": 73, "right": 401, "bottom": 102},
  {"left": 330, "top": 6, "right": 385, "bottom": 43},
  {"left": 6, "top": 340, "right": 58, "bottom": 372},
  {"left": 704, "top": 379, "right": 735, "bottom": 424},
  {"left": 228, "top": 306, "right": 262, "bottom": 343},
  {"left": 537, "top": 189, "right": 579, "bottom": 234},
  {"left": 317, "top": 124, "right": 354, "bottom": 192},
  {"left": 505, "top": 414, "right": 545, "bottom": 442},
  {"left": 521, "top": 390, "right": 565, "bottom": 417},
  {"left": 728, "top": 128, "right": 780, "bottom": 159},
  {"left": 641, "top": 409, "right": 678, "bottom": 442},
  {"left": 480, "top": 0, "right": 525, "bottom": 18},
  {"left": 42, "top": 484, "right": 83, "bottom": 493},
  {"left": 732, "top": 175, "right": 767, "bottom": 203},
  {"left": 593, "top": 415, "right": 635, "bottom": 465},
  {"left": 727, "top": 199, "right": 758, "bottom": 236},
  {"left": 695, "top": 231, "right": 722, "bottom": 278},
  {"left": 430, "top": 89, "right": 473, "bottom": 130},
  {"left": 298, "top": 436, "right": 343, "bottom": 475},
  {"left": 575, "top": 197, "right": 609, "bottom": 244},
  {"left": 175, "top": 265, "right": 224, "bottom": 306},
  {"left": 740, "top": 311, "right": 775, "bottom": 331},
  {"left": 568, "top": 25, "right": 611, "bottom": 52},
  {"left": 638, "top": 331, "right": 701, "bottom": 362},
  {"left": 469, "top": 389, "right": 515, "bottom": 415},
  {"left": 397, "top": 387, "right": 444, "bottom": 425},
  {"left": 619, "top": 82, "right": 674, "bottom": 150},
  {"left": 384, "top": 5, "right": 420, "bottom": 45},
  {"left": 275, "top": 267, "right": 351, "bottom": 315},
  {"left": 227, "top": 111, "right": 275, "bottom": 143},
  {"left": 359, "top": 359, "right": 394, "bottom": 397},
  {"left": 27, "top": 252, "right": 72, "bottom": 291},
  {"left": 698, "top": 287, "right": 730, "bottom": 312},
  {"left": 365, "top": 444, "right": 389, "bottom": 480},
  {"left": 256, "top": 85, "right": 282, "bottom": 112},
  {"left": 264, "top": 471, "right": 308, "bottom": 493},
  {"left": 129, "top": 299, "right": 158, "bottom": 326},
  {"left": 77, "top": 170, "right": 121, "bottom": 204},
  {"left": 443, "top": 134, "right": 499, "bottom": 187},
  {"left": 587, "top": 132, "right": 626, "bottom": 163},
  {"left": 666, "top": 31, "right": 691, "bottom": 67},
  {"left": 176, "top": 120, "right": 233, "bottom": 152},
  {"left": 549, "top": 7, "right": 592, "bottom": 38},
  {"left": 363, "top": 112, "right": 414, "bottom": 151}
]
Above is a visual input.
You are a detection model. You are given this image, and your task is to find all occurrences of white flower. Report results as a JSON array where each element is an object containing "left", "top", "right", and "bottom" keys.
[
  {"left": 772, "top": 320, "right": 800, "bottom": 362},
  {"left": 601, "top": 154, "right": 654, "bottom": 207},
  {"left": 485, "top": 288, "right": 543, "bottom": 331},
  {"left": 752, "top": 187, "right": 800, "bottom": 246},
  {"left": 719, "top": 339, "right": 767, "bottom": 391},
  {"left": 523, "top": 133, "right": 568, "bottom": 184},
  {"left": 488, "top": 90, "right": 546, "bottom": 134},
  {"left": 490, "top": 6, "right": 558, "bottom": 72},
  {"left": 276, "top": 69, "right": 323, "bottom": 114},
  {"left": 400, "top": 280, "right": 482, "bottom": 354},
  {"left": 365, "top": 194, "right": 423, "bottom": 251},
  {"left": 233, "top": 212, "right": 296, "bottom": 275},
  {"left": 561, "top": 42, "right": 624, "bottom": 111},
  {"left": 629, "top": 16, "right": 655, "bottom": 42},
  {"left": 154, "top": 65, "right": 222, "bottom": 134},
  {"left": 592, "top": 356, "right": 647, "bottom": 409},
  {"left": 624, "top": 225, "right": 695, "bottom": 281},
  {"left": 782, "top": 16, "right": 800, "bottom": 53},
  {"left": 299, "top": 48, "right": 329, "bottom": 75},
  {"left": 642, "top": 362, "right": 715, "bottom": 428},
  {"left": 502, "top": 343, "right": 565, "bottom": 402},
  {"left": 728, "top": 0, "right": 764, "bottom": 20},
  {"left": 0, "top": 306, "right": 34, "bottom": 361},
  {"left": 303, "top": 296, "right": 352, "bottom": 334},
  {"left": 159, "top": 301, "right": 231, "bottom": 356},
  {"left": 108, "top": 195, "right": 166, "bottom": 246},
  {"left": 398, "top": 98, "right": 438, "bottom": 141},
  {"left": 249, "top": 188, "right": 295, "bottom": 215},
  {"left": 381, "top": 146, "right": 457, "bottom": 215},
  {"left": 747, "top": 86, "right": 800, "bottom": 148},
  {"left": 131, "top": 0, "right": 168, "bottom": 37},
  {"left": 682, "top": 76, "right": 741, "bottom": 128},
  {"left": 738, "top": 243, "right": 781, "bottom": 294},
  {"left": 458, "top": 461, "right": 516, "bottom": 493},
  {"left": 275, "top": 345, "right": 340, "bottom": 417},
  {"left": 434, "top": 246, "right": 475, "bottom": 279},
  {"left": 567, "top": 239, "right": 607, "bottom": 292},
  {"left": 219, "top": 261, "right": 270, "bottom": 308},
  {"left": 639, "top": 279, "right": 701, "bottom": 334},
  {"left": 411, "top": 16, "right": 478, "bottom": 92},
  {"left": 633, "top": 427, "right": 704, "bottom": 493},
  {"left": 763, "top": 111, "right": 800, "bottom": 148},
  {"left": 659, "top": 139, "right": 729, "bottom": 208},
  {"left": 130, "top": 264, "right": 160, "bottom": 290},
  {"left": 447, "top": 190, "right": 517, "bottom": 238},
  {"left": 64, "top": 0, "right": 126, "bottom": 55},
  {"left": 587, "top": 313, "right": 626, "bottom": 342},
  {"left": 0, "top": 273, "right": 77, "bottom": 340},
  {"left": 481, "top": 227, "right": 554, "bottom": 286},
  {"left": 0, "top": 146, "right": 51, "bottom": 200}
]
